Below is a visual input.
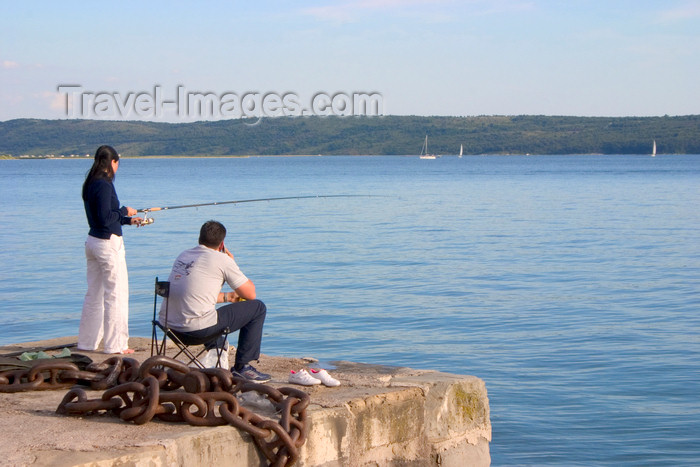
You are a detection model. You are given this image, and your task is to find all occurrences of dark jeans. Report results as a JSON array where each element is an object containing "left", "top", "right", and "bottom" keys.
[{"left": 175, "top": 299, "right": 267, "bottom": 370}]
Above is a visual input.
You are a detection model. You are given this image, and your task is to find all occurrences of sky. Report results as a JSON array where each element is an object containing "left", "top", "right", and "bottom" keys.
[{"left": 1, "top": 0, "right": 699, "bottom": 121}]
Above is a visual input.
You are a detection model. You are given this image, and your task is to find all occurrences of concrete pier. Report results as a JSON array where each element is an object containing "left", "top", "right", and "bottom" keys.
[{"left": 0, "top": 337, "right": 491, "bottom": 466}]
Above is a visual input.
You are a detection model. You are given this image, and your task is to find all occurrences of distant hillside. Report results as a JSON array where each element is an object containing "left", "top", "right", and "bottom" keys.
[{"left": 1, "top": 115, "right": 699, "bottom": 156}]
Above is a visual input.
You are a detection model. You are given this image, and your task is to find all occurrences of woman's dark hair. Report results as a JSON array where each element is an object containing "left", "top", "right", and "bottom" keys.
[
  {"left": 199, "top": 220, "right": 227, "bottom": 248},
  {"left": 82, "top": 145, "right": 119, "bottom": 201}
]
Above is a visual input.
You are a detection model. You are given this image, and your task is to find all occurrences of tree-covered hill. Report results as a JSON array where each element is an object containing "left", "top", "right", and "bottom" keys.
[{"left": 1, "top": 115, "right": 699, "bottom": 157}]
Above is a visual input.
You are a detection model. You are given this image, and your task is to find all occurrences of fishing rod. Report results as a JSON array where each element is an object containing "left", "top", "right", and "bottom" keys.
[{"left": 136, "top": 195, "right": 368, "bottom": 225}]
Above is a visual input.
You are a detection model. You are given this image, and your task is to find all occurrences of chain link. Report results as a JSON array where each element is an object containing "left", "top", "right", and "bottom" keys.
[{"left": 1, "top": 355, "right": 310, "bottom": 467}]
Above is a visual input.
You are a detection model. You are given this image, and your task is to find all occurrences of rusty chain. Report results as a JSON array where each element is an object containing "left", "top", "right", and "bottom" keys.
[{"left": 1, "top": 355, "right": 310, "bottom": 467}]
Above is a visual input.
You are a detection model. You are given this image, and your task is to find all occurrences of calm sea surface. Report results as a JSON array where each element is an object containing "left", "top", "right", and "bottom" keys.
[{"left": 1, "top": 154, "right": 699, "bottom": 465}]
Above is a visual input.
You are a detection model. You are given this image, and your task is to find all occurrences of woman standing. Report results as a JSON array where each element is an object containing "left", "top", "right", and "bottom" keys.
[{"left": 79, "top": 145, "right": 142, "bottom": 354}]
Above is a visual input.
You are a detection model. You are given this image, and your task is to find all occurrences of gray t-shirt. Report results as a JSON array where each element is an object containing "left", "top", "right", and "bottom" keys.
[{"left": 160, "top": 244, "right": 249, "bottom": 331}]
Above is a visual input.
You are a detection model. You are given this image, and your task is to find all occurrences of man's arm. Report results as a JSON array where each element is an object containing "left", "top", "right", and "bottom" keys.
[
  {"left": 217, "top": 279, "right": 256, "bottom": 303},
  {"left": 234, "top": 280, "right": 256, "bottom": 300},
  {"left": 219, "top": 243, "right": 257, "bottom": 301}
]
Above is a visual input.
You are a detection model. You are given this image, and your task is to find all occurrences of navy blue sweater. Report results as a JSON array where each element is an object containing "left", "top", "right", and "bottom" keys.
[{"left": 84, "top": 178, "right": 131, "bottom": 239}]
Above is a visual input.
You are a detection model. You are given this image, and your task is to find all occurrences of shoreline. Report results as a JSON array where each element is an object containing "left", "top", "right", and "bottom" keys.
[{"left": 2, "top": 152, "right": 686, "bottom": 160}]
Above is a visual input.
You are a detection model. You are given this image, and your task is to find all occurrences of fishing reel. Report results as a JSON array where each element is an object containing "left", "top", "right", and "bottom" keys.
[{"left": 138, "top": 215, "right": 155, "bottom": 227}]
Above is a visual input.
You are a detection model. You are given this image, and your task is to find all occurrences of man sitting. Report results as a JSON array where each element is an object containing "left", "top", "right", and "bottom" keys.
[{"left": 160, "top": 220, "right": 270, "bottom": 382}]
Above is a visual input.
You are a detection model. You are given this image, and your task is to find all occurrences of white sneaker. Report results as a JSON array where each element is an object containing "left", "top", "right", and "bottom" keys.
[
  {"left": 288, "top": 369, "right": 321, "bottom": 386},
  {"left": 309, "top": 368, "right": 341, "bottom": 387}
]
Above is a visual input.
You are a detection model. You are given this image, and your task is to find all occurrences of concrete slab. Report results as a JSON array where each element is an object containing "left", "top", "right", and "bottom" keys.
[{"left": 0, "top": 337, "right": 491, "bottom": 466}]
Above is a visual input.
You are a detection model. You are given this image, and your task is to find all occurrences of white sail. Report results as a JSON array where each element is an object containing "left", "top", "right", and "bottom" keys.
[
  {"left": 420, "top": 135, "right": 436, "bottom": 159},
  {"left": 652, "top": 140, "right": 656, "bottom": 157},
  {"left": 459, "top": 144, "right": 463, "bottom": 157}
]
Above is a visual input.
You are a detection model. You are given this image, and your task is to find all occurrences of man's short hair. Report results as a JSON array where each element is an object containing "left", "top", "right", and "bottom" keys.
[{"left": 199, "top": 220, "right": 226, "bottom": 248}]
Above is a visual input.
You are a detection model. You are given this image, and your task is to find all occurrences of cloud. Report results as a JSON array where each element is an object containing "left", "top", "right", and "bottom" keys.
[
  {"left": 476, "top": 0, "right": 534, "bottom": 16},
  {"left": 658, "top": 1, "right": 700, "bottom": 22},
  {"left": 302, "top": 0, "right": 453, "bottom": 22},
  {"left": 2, "top": 60, "right": 19, "bottom": 69},
  {"left": 301, "top": 0, "right": 533, "bottom": 23},
  {"left": 38, "top": 91, "right": 71, "bottom": 113}
]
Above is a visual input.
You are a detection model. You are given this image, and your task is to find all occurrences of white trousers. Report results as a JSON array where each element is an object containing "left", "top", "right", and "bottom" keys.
[{"left": 79, "top": 234, "right": 130, "bottom": 353}]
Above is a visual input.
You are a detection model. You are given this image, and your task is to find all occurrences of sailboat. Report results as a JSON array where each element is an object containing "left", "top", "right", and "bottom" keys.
[
  {"left": 459, "top": 144, "right": 463, "bottom": 158},
  {"left": 651, "top": 140, "right": 656, "bottom": 157},
  {"left": 419, "top": 135, "right": 436, "bottom": 159}
]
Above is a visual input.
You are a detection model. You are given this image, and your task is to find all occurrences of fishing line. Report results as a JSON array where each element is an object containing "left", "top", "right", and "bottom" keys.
[{"left": 136, "top": 194, "right": 371, "bottom": 225}]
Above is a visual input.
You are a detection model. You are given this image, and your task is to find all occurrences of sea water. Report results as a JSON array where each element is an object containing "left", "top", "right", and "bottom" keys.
[{"left": 1, "top": 154, "right": 698, "bottom": 465}]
